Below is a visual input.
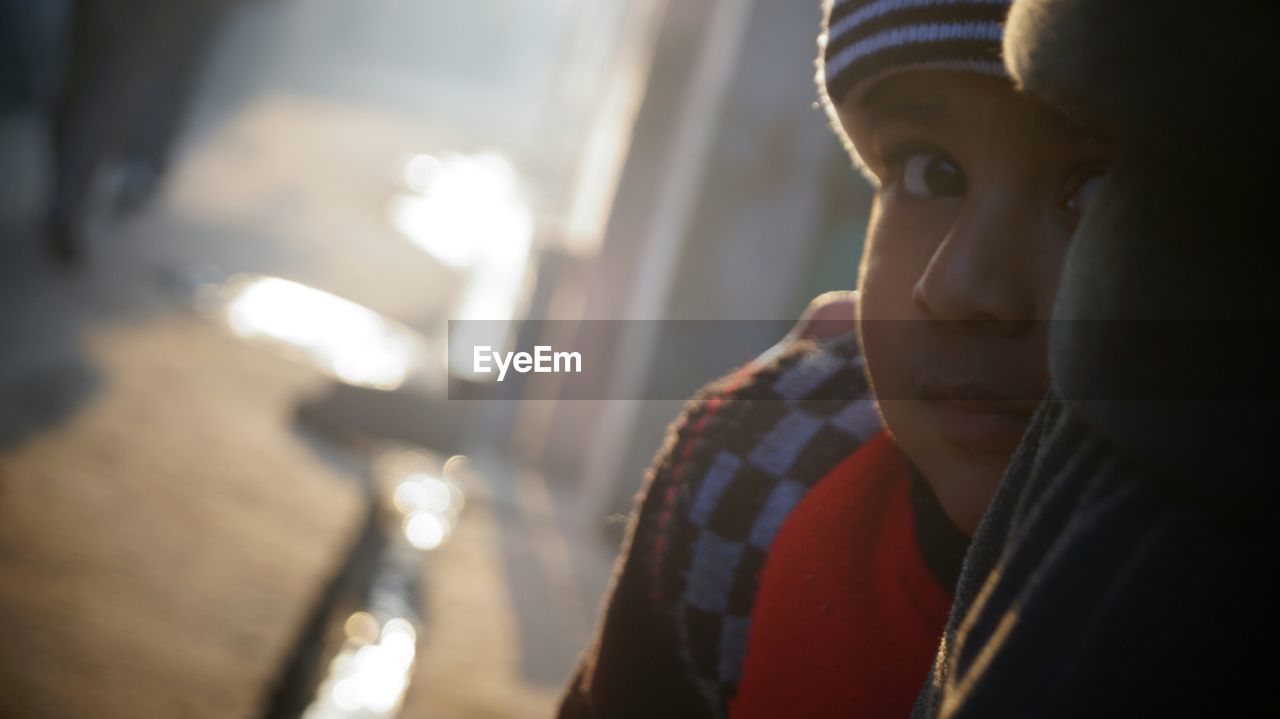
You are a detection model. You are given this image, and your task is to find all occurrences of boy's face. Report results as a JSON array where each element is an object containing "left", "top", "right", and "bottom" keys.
[{"left": 842, "top": 71, "right": 1107, "bottom": 533}]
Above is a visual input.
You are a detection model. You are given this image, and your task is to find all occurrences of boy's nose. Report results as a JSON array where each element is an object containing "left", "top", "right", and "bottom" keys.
[{"left": 912, "top": 196, "right": 1038, "bottom": 333}]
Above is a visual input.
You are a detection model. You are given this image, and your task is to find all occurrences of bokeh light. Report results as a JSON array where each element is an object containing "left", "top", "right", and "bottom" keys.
[{"left": 219, "top": 276, "right": 422, "bottom": 390}]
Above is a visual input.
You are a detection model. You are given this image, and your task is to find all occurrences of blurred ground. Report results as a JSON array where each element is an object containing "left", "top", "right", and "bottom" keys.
[
  {"left": 0, "top": 231, "right": 368, "bottom": 718},
  {"left": 0, "top": 1, "right": 616, "bottom": 717}
]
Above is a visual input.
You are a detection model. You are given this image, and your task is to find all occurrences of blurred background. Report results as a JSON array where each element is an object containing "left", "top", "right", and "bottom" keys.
[{"left": 0, "top": 0, "right": 871, "bottom": 717}]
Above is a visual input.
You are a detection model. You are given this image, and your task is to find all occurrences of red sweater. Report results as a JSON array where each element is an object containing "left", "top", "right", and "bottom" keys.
[{"left": 731, "top": 433, "right": 954, "bottom": 718}]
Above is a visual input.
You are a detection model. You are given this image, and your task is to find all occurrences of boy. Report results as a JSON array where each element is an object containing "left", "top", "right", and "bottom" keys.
[{"left": 560, "top": 1, "right": 1108, "bottom": 716}]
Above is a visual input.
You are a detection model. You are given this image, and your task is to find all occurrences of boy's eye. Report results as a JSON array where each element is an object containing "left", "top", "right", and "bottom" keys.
[
  {"left": 1065, "top": 172, "right": 1106, "bottom": 218},
  {"left": 899, "top": 151, "right": 966, "bottom": 198}
]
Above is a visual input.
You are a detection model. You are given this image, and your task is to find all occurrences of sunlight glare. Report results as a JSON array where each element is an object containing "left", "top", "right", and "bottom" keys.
[{"left": 223, "top": 276, "right": 417, "bottom": 390}]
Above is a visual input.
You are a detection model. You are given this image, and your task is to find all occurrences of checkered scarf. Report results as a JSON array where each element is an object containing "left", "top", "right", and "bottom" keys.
[{"left": 640, "top": 331, "right": 880, "bottom": 713}]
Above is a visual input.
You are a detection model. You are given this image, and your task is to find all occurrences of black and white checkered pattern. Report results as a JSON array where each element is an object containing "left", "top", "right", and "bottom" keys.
[{"left": 643, "top": 332, "right": 880, "bottom": 713}]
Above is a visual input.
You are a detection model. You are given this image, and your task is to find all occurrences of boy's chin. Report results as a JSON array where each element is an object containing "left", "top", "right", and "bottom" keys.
[
  {"left": 884, "top": 399, "right": 1031, "bottom": 532},
  {"left": 922, "top": 398, "right": 1035, "bottom": 455}
]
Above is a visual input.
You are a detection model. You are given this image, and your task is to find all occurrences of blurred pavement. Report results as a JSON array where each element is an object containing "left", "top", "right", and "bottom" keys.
[{"left": 0, "top": 1, "right": 616, "bottom": 717}]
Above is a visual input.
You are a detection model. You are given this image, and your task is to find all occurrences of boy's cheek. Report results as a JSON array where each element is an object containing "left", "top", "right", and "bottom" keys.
[
  {"left": 856, "top": 247, "right": 922, "bottom": 323},
  {"left": 857, "top": 314, "right": 914, "bottom": 403},
  {"left": 858, "top": 199, "right": 957, "bottom": 315},
  {"left": 857, "top": 217, "right": 908, "bottom": 319}
]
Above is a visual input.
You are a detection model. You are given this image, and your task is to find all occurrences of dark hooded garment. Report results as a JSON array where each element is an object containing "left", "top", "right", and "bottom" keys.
[
  {"left": 913, "top": 1, "right": 1280, "bottom": 716},
  {"left": 912, "top": 397, "right": 1279, "bottom": 718}
]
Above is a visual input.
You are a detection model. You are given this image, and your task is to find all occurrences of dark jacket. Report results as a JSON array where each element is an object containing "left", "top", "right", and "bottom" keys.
[{"left": 912, "top": 2, "right": 1280, "bottom": 715}]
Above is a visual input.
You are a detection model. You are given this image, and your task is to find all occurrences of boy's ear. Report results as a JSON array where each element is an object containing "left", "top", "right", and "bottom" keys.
[{"left": 1004, "top": 0, "right": 1277, "bottom": 157}]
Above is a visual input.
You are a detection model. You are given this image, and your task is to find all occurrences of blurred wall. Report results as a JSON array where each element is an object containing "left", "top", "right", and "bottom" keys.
[{"left": 539, "top": 0, "right": 873, "bottom": 522}]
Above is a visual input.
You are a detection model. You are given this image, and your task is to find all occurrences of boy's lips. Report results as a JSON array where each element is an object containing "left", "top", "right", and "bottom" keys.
[{"left": 916, "top": 379, "right": 1040, "bottom": 450}]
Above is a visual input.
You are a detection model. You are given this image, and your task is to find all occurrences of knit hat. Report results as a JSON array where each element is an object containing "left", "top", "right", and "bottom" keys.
[{"left": 820, "top": 0, "right": 1012, "bottom": 107}]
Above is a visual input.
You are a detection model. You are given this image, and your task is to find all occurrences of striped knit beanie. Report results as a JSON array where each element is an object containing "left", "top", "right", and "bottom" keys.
[
  {"left": 820, "top": 0, "right": 1011, "bottom": 104},
  {"left": 818, "top": 0, "right": 1012, "bottom": 168}
]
